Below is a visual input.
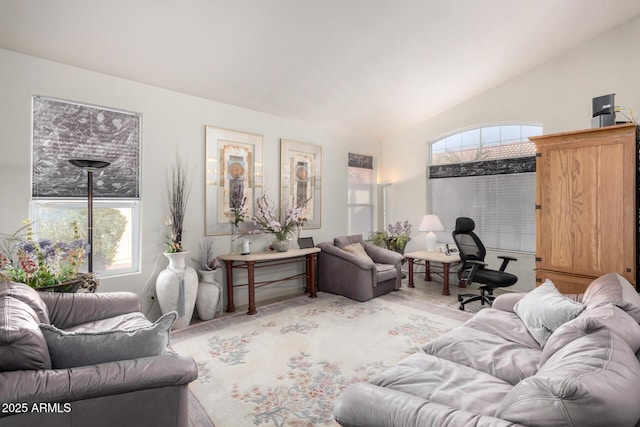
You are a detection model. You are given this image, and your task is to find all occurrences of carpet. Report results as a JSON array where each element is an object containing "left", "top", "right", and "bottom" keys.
[{"left": 172, "top": 291, "right": 473, "bottom": 427}]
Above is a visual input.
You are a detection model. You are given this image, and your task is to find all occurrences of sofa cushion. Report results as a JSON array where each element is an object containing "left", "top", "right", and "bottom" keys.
[
  {"left": 0, "top": 295, "right": 52, "bottom": 371},
  {"left": 40, "top": 311, "right": 176, "bottom": 369},
  {"left": 0, "top": 281, "right": 49, "bottom": 323},
  {"left": 375, "top": 263, "right": 397, "bottom": 283},
  {"left": 541, "top": 303, "right": 640, "bottom": 365},
  {"left": 424, "top": 309, "right": 541, "bottom": 385},
  {"left": 63, "top": 311, "right": 152, "bottom": 332},
  {"left": 370, "top": 352, "right": 513, "bottom": 417},
  {"left": 582, "top": 273, "right": 640, "bottom": 322},
  {"left": 496, "top": 327, "right": 640, "bottom": 427},
  {"left": 513, "top": 279, "right": 585, "bottom": 347}
]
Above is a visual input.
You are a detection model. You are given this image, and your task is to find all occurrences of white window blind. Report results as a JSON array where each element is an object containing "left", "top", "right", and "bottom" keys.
[{"left": 429, "top": 173, "right": 536, "bottom": 252}]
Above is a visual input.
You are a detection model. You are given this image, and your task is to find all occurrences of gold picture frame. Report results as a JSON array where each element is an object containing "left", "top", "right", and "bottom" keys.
[
  {"left": 280, "top": 139, "right": 322, "bottom": 229},
  {"left": 205, "top": 126, "right": 263, "bottom": 235}
]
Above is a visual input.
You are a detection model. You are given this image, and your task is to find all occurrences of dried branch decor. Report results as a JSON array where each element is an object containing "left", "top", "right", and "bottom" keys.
[{"left": 165, "top": 151, "right": 194, "bottom": 253}]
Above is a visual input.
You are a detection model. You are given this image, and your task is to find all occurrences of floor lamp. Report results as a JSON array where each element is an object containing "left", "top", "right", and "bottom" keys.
[
  {"left": 69, "top": 159, "right": 111, "bottom": 273},
  {"left": 378, "top": 182, "right": 392, "bottom": 229}
]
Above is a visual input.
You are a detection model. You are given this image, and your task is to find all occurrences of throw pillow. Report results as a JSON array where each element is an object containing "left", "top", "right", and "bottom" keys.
[
  {"left": 342, "top": 242, "right": 374, "bottom": 263},
  {"left": 40, "top": 311, "right": 177, "bottom": 369},
  {"left": 514, "top": 279, "right": 586, "bottom": 347}
]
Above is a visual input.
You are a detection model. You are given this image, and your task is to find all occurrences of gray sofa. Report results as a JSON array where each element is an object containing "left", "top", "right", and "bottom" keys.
[
  {"left": 317, "top": 235, "right": 403, "bottom": 302},
  {"left": 0, "top": 281, "right": 198, "bottom": 427},
  {"left": 334, "top": 273, "right": 640, "bottom": 426}
]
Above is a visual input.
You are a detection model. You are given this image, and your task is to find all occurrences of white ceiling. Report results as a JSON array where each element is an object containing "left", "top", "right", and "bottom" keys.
[{"left": 2, "top": 0, "right": 640, "bottom": 140}]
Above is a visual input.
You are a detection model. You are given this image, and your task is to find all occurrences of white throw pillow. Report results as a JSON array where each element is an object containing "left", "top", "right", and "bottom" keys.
[
  {"left": 514, "top": 279, "right": 586, "bottom": 347},
  {"left": 342, "top": 242, "right": 374, "bottom": 263}
]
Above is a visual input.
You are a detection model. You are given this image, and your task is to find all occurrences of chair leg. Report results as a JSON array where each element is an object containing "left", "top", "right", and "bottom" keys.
[
  {"left": 459, "top": 287, "right": 497, "bottom": 310},
  {"left": 458, "top": 294, "right": 483, "bottom": 310}
]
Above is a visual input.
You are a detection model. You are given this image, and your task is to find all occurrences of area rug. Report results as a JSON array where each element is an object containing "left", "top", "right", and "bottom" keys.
[{"left": 171, "top": 291, "right": 472, "bottom": 427}]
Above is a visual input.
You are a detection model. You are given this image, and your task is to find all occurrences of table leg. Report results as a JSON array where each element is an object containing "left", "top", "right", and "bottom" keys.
[
  {"left": 247, "top": 261, "right": 256, "bottom": 315},
  {"left": 424, "top": 260, "right": 432, "bottom": 281},
  {"left": 407, "top": 258, "right": 415, "bottom": 288},
  {"left": 307, "top": 253, "right": 317, "bottom": 298},
  {"left": 442, "top": 262, "right": 451, "bottom": 295},
  {"left": 224, "top": 260, "right": 235, "bottom": 313}
]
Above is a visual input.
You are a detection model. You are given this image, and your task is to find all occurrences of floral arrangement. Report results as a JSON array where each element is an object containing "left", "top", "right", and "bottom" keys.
[
  {"left": 369, "top": 220, "right": 413, "bottom": 254},
  {"left": 252, "top": 195, "right": 307, "bottom": 241},
  {"left": 165, "top": 152, "right": 194, "bottom": 253},
  {"left": 0, "top": 220, "right": 91, "bottom": 291}
]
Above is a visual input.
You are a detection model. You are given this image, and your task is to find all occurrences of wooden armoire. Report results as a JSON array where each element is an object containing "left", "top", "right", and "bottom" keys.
[{"left": 530, "top": 123, "right": 638, "bottom": 294}]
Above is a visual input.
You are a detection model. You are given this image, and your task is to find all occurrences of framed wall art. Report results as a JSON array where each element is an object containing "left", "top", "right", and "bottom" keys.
[
  {"left": 205, "top": 126, "right": 263, "bottom": 235},
  {"left": 280, "top": 139, "right": 322, "bottom": 229}
]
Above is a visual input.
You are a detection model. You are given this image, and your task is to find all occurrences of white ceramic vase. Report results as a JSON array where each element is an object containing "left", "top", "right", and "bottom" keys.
[
  {"left": 155, "top": 251, "right": 198, "bottom": 330},
  {"left": 196, "top": 269, "right": 222, "bottom": 321}
]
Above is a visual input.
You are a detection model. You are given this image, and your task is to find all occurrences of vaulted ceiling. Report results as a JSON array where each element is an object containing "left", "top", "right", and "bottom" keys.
[{"left": 2, "top": 0, "right": 640, "bottom": 140}]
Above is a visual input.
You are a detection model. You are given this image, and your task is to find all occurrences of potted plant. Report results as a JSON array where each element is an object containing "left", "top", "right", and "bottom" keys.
[
  {"left": 0, "top": 219, "right": 98, "bottom": 292},
  {"left": 252, "top": 194, "right": 308, "bottom": 252},
  {"left": 369, "top": 220, "right": 413, "bottom": 255},
  {"left": 156, "top": 151, "right": 199, "bottom": 330}
]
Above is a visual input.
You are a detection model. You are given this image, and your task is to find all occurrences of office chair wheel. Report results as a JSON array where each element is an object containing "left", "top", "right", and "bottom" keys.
[
  {"left": 457, "top": 294, "right": 463, "bottom": 302},
  {"left": 459, "top": 304, "right": 464, "bottom": 311}
]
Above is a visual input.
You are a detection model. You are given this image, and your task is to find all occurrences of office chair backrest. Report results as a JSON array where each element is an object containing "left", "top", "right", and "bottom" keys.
[{"left": 452, "top": 217, "right": 486, "bottom": 264}]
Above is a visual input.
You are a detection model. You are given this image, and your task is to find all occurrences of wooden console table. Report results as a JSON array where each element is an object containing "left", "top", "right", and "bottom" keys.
[
  {"left": 404, "top": 250, "right": 461, "bottom": 295},
  {"left": 218, "top": 247, "right": 320, "bottom": 315}
]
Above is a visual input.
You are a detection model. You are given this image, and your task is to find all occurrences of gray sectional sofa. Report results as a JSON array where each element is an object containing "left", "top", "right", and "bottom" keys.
[
  {"left": 0, "top": 281, "right": 198, "bottom": 427},
  {"left": 334, "top": 273, "right": 640, "bottom": 427}
]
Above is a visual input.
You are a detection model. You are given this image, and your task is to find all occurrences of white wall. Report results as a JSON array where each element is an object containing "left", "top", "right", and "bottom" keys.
[
  {"left": 0, "top": 48, "right": 381, "bottom": 317},
  {"left": 382, "top": 15, "right": 640, "bottom": 292}
]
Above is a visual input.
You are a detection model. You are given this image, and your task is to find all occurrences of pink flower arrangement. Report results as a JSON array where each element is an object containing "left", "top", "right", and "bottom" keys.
[{"left": 252, "top": 195, "right": 307, "bottom": 241}]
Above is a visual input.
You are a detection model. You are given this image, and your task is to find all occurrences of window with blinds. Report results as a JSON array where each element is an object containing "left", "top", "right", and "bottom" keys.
[
  {"left": 31, "top": 97, "right": 141, "bottom": 276},
  {"left": 347, "top": 153, "right": 375, "bottom": 236},
  {"left": 428, "top": 124, "right": 541, "bottom": 252}
]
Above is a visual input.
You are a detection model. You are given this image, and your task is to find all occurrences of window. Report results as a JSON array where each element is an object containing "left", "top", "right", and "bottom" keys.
[
  {"left": 347, "top": 153, "right": 375, "bottom": 236},
  {"left": 428, "top": 124, "right": 542, "bottom": 252},
  {"left": 31, "top": 97, "right": 141, "bottom": 276}
]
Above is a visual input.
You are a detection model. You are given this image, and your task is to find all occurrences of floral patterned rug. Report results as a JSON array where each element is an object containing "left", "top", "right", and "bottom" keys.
[{"left": 171, "top": 291, "right": 472, "bottom": 427}]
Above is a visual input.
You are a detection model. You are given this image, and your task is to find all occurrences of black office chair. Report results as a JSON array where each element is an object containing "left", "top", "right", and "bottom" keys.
[{"left": 452, "top": 217, "right": 518, "bottom": 311}]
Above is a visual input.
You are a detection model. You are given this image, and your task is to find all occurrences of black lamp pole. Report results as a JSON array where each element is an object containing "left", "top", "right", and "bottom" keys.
[{"left": 68, "top": 159, "right": 110, "bottom": 273}]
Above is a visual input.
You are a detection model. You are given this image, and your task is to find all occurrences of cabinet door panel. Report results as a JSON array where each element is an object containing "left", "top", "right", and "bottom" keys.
[{"left": 534, "top": 124, "right": 636, "bottom": 291}]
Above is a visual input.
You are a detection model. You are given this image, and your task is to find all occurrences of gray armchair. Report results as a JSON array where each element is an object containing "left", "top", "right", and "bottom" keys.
[
  {"left": 0, "top": 281, "right": 198, "bottom": 427},
  {"left": 317, "top": 235, "right": 403, "bottom": 302}
]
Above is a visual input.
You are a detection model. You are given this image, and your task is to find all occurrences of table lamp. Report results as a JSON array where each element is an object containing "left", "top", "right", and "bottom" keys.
[{"left": 419, "top": 214, "right": 444, "bottom": 252}]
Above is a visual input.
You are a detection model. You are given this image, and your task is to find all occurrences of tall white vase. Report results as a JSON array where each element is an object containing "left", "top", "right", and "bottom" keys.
[
  {"left": 156, "top": 251, "right": 198, "bottom": 330},
  {"left": 196, "top": 269, "right": 222, "bottom": 321}
]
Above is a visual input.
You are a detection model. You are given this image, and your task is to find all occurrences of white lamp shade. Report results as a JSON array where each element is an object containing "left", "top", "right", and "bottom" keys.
[
  {"left": 419, "top": 214, "right": 444, "bottom": 252},
  {"left": 418, "top": 214, "right": 444, "bottom": 232}
]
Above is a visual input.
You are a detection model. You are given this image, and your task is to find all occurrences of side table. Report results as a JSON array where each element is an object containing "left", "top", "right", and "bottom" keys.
[
  {"left": 404, "top": 250, "right": 461, "bottom": 295},
  {"left": 218, "top": 247, "right": 320, "bottom": 315}
]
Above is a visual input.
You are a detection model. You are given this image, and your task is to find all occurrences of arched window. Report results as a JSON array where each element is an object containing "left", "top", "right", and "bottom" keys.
[{"left": 427, "top": 124, "right": 541, "bottom": 252}]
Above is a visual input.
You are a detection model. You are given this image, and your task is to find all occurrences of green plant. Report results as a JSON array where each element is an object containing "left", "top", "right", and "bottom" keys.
[
  {"left": 0, "top": 219, "right": 89, "bottom": 289},
  {"left": 369, "top": 220, "right": 413, "bottom": 254}
]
